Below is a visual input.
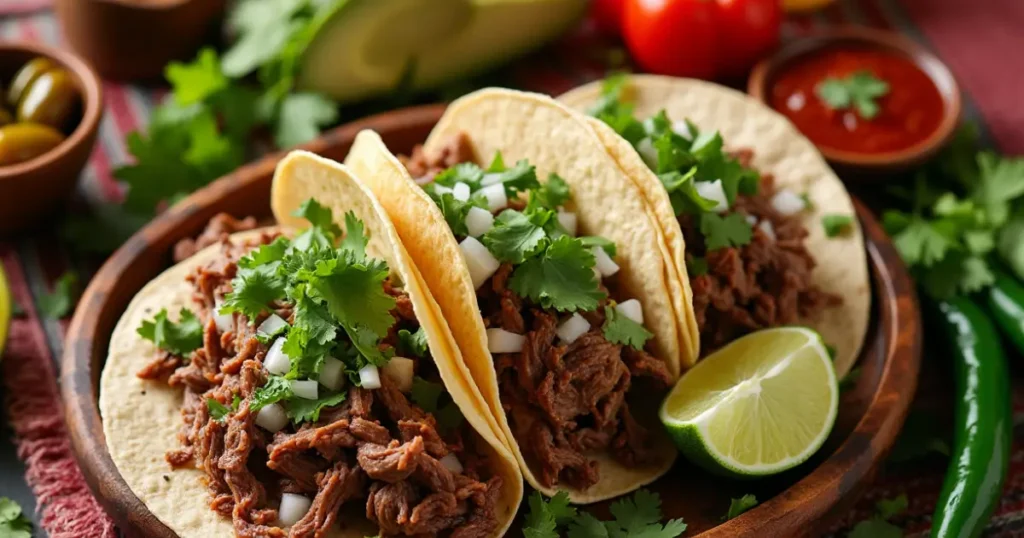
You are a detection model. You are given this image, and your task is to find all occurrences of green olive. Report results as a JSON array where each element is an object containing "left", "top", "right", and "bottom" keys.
[
  {"left": 7, "top": 57, "right": 56, "bottom": 108},
  {"left": 0, "top": 108, "right": 12, "bottom": 127},
  {"left": 0, "top": 123, "right": 66, "bottom": 167},
  {"left": 17, "top": 68, "right": 79, "bottom": 129}
]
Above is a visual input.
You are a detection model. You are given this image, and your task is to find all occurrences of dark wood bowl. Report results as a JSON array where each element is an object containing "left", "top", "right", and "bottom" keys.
[
  {"left": 748, "top": 26, "right": 961, "bottom": 176},
  {"left": 0, "top": 40, "right": 103, "bottom": 234},
  {"left": 61, "top": 103, "right": 922, "bottom": 537}
]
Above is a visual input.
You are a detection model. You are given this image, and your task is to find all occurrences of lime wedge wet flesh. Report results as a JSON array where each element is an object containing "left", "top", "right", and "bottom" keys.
[
  {"left": 660, "top": 327, "right": 839, "bottom": 477},
  {"left": 0, "top": 264, "right": 11, "bottom": 358}
]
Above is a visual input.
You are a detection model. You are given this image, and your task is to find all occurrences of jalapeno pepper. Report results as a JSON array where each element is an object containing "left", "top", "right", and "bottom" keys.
[
  {"left": 983, "top": 269, "right": 1024, "bottom": 354},
  {"left": 930, "top": 297, "right": 1011, "bottom": 538}
]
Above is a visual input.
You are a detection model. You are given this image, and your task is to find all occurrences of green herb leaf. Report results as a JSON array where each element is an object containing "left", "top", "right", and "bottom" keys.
[
  {"left": 608, "top": 490, "right": 688, "bottom": 537},
  {"left": 567, "top": 513, "right": 610, "bottom": 538},
  {"left": 509, "top": 236, "right": 606, "bottom": 312},
  {"left": 434, "top": 162, "right": 485, "bottom": 188},
  {"left": 725, "top": 494, "right": 758, "bottom": 520},
  {"left": 839, "top": 367, "right": 861, "bottom": 392},
  {"left": 240, "top": 236, "right": 290, "bottom": 269},
  {"left": 398, "top": 328, "right": 429, "bottom": 358},
  {"left": 410, "top": 376, "right": 444, "bottom": 413},
  {"left": 578, "top": 236, "right": 617, "bottom": 257},
  {"left": 659, "top": 168, "right": 717, "bottom": 216},
  {"left": 165, "top": 48, "right": 228, "bottom": 106},
  {"left": 250, "top": 375, "right": 293, "bottom": 412},
  {"left": 275, "top": 92, "right": 338, "bottom": 148},
  {"left": 293, "top": 198, "right": 342, "bottom": 239},
  {"left": 523, "top": 491, "right": 577, "bottom": 538},
  {"left": 207, "top": 398, "right": 233, "bottom": 422},
  {"left": 0, "top": 497, "right": 33, "bottom": 538},
  {"left": 221, "top": 266, "right": 287, "bottom": 321},
  {"left": 822, "top": 214, "right": 855, "bottom": 238},
  {"left": 815, "top": 71, "right": 889, "bottom": 119},
  {"left": 39, "top": 271, "right": 80, "bottom": 319},
  {"left": 602, "top": 306, "right": 653, "bottom": 350},
  {"left": 700, "top": 213, "right": 753, "bottom": 251},
  {"left": 848, "top": 517, "right": 903, "bottom": 538},
  {"left": 536, "top": 173, "right": 571, "bottom": 209},
  {"left": 481, "top": 210, "right": 548, "bottom": 263},
  {"left": 137, "top": 308, "right": 204, "bottom": 356},
  {"left": 301, "top": 255, "right": 395, "bottom": 337},
  {"left": 876, "top": 495, "right": 908, "bottom": 520},
  {"left": 286, "top": 389, "right": 346, "bottom": 423},
  {"left": 687, "top": 257, "right": 708, "bottom": 276},
  {"left": 486, "top": 159, "right": 541, "bottom": 197},
  {"left": 426, "top": 190, "right": 484, "bottom": 237}
]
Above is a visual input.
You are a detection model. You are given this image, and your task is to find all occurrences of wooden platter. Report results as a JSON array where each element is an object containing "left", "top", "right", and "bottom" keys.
[{"left": 61, "top": 103, "right": 922, "bottom": 537}]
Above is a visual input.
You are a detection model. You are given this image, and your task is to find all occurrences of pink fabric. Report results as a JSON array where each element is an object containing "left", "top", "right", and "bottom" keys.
[{"left": 0, "top": 0, "right": 51, "bottom": 16}]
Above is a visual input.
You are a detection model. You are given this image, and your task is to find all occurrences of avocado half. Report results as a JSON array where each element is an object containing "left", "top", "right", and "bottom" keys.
[{"left": 297, "top": 0, "right": 588, "bottom": 103}]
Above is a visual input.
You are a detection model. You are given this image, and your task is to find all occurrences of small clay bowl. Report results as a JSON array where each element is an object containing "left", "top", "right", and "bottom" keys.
[
  {"left": 748, "top": 26, "right": 961, "bottom": 175},
  {"left": 55, "top": 0, "right": 227, "bottom": 81},
  {"left": 0, "top": 41, "right": 103, "bottom": 234}
]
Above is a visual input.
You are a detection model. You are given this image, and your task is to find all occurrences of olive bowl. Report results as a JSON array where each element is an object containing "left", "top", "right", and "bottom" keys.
[{"left": 0, "top": 41, "right": 103, "bottom": 234}]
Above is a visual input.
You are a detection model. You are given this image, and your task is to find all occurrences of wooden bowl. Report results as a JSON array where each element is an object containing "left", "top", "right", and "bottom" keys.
[
  {"left": 55, "top": 0, "right": 227, "bottom": 81},
  {"left": 0, "top": 41, "right": 103, "bottom": 234},
  {"left": 61, "top": 104, "right": 922, "bottom": 537},
  {"left": 748, "top": 26, "right": 961, "bottom": 175}
]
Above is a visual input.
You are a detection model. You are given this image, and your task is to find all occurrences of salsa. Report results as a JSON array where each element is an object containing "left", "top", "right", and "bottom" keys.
[{"left": 769, "top": 46, "right": 945, "bottom": 155}]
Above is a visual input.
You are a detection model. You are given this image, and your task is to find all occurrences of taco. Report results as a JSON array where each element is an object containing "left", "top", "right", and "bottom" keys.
[
  {"left": 558, "top": 75, "right": 870, "bottom": 376},
  {"left": 345, "top": 88, "right": 681, "bottom": 503},
  {"left": 100, "top": 151, "right": 522, "bottom": 538}
]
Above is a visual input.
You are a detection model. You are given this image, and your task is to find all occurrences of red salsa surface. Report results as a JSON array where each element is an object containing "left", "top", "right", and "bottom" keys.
[{"left": 769, "top": 46, "right": 945, "bottom": 155}]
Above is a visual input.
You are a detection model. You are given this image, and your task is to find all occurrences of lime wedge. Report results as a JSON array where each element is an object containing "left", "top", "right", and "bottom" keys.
[
  {"left": 659, "top": 327, "right": 839, "bottom": 477},
  {"left": 0, "top": 264, "right": 11, "bottom": 358}
]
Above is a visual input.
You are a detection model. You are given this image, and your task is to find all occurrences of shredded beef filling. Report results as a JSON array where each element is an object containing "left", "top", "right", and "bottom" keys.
[
  {"left": 139, "top": 232, "right": 501, "bottom": 538},
  {"left": 173, "top": 213, "right": 260, "bottom": 263},
  {"left": 684, "top": 150, "right": 842, "bottom": 355},
  {"left": 402, "top": 137, "right": 673, "bottom": 492}
]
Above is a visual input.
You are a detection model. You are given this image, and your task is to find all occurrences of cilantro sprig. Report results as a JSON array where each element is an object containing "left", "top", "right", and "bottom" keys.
[
  {"left": 815, "top": 71, "right": 890, "bottom": 120},
  {"left": 138, "top": 308, "right": 204, "bottom": 356},
  {"left": 0, "top": 497, "right": 33, "bottom": 538},
  {"left": 523, "top": 490, "right": 687, "bottom": 538},
  {"left": 602, "top": 306, "right": 653, "bottom": 350}
]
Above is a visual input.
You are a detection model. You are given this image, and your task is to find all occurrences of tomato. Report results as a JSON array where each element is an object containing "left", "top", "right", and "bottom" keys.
[
  {"left": 590, "top": 0, "right": 626, "bottom": 35},
  {"left": 623, "top": 0, "right": 782, "bottom": 80}
]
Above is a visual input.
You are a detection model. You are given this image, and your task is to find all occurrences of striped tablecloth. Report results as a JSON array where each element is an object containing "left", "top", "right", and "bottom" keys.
[{"left": 2, "top": 1, "right": 1024, "bottom": 537}]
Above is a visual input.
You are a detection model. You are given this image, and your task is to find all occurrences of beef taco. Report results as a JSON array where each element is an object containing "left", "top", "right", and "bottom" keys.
[
  {"left": 344, "top": 89, "right": 680, "bottom": 503},
  {"left": 558, "top": 75, "right": 870, "bottom": 376},
  {"left": 100, "top": 151, "right": 522, "bottom": 538}
]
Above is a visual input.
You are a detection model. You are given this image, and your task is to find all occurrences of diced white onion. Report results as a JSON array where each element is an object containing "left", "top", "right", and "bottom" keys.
[
  {"left": 487, "top": 328, "right": 526, "bottom": 354},
  {"left": 557, "top": 211, "right": 578, "bottom": 236},
  {"left": 278, "top": 493, "right": 312, "bottom": 527},
  {"left": 481, "top": 172, "right": 503, "bottom": 186},
  {"left": 757, "top": 219, "right": 776, "bottom": 241},
  {"left": 263, "top": 338, "right": 291, "bottom": 376},
  {"left": 214, "top": 300, "right": 234, "bottom": 333},
  {"left": 459, "top": 236, "right": 500, "bottom": 289},
  {"left": 671, "top": 120, "right": 693, "bottom": 139},
  {"left": 433, "top": 184, "right": 453, "bottom": 196},
  {"left": 440, "top": 453, "right": 464, "bottom": 474},
  {"left": 290, "top": 379, "right": 318, "bottom": 400},
  {"left": 771, "top": 189, "right": 807, "bottom": 216},
  {"left": 382, "top": 357, "right": 415, "bottom": 393},
  {"left": 745, "top": 214, "right": 757, "bottom": 226},
  {"left": 318, "top": 356, "right": 346, "bottom": 391},
  {"left": 257, "top": 314, "right": 289, "bottom": 338},
  {"left": 479, "top": 184, "right": 508, "bottom": 212},
  {"left": 695, "top": 179, "right": 729, "bottom": 213},
  {"left": 637, "top": 137, "right": 658, "bottom": 169},
  {"left": 465, "top": 206, "right": 495, "bottom": 237},
  {"left": 556, "top": 313, "right": 590, "bottom": 344},
  {"left": 452, "top": 182, "right": 471, "bottom": 202},
  {"left": 592, "top": 247, "right": 620, "bottom": 277},
  {"left": 359, "top": 364, "right": 381, "bottom": 390},
  {"left": 615, "top": 299, "right": 644, "bottom": 325},
  {"left": 255, "top": 403, "right": 288, "bottom": 433}
]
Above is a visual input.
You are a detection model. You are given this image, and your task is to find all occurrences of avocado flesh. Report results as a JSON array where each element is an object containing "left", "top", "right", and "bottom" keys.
[{"left": 299, "top": 0, "right": 587, "bottom": 103}]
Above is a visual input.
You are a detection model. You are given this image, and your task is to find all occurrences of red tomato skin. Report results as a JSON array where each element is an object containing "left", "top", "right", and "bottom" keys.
[
  {"left": 590, "top": 0, "right": 626, "bottom": 35},
  {"left": 715, "top": 0, "right": 782, "bottom": 77},
  {"left": 623, "top": 0, "right": 719, "bottom": 79}
]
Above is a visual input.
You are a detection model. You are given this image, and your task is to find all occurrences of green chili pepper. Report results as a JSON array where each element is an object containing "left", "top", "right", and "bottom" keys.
[
  {"left": 930, "top": 297, "right": 1011, "bottom": 538},
  {"left": 983, "top": 269, "right": 1024, "bottom": 354}
]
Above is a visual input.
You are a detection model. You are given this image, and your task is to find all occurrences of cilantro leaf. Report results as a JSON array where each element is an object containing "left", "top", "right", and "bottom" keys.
[
  {"left": 0, "top": 497, "right": 33, "bottom": 538},
  {"left": 536, "top": 173, "right": 571, "bottom": 209},
  {"left": 293, "top": 198, "right": 342, "bottom": 239},
  {"left": 340, "top": 211, "right": 369, "bottom": 260},
  {"left": 239, "top": 236, "right": 289, "bottom": 269},
  {"left": 973, "top": 152, "right": 1024, "bottom": 225},
  {"left": 398, "top": 328, "right": 429, "bottom": 358},
  {"left": 221, "top": 265, "right": 287, "bottom": 320},
  {"left": 165, "top": 48, "right": 228, "bottom": 105},
  {"left": 486, "top": 152, "right": 505, "bottom": 172},
  {"left": 434, "top": 403, "right": 464, "bottom": 433},
  {"left": 588, "top": 72, "right": 630, "bottom": 118},
  {"left": 822, "top": 214, "right": 855, "bottom": 238},
  {"left": 883, "top": 213, "right": 955, "bottom": 267},
  {"left": 687, "top": 257, "right": 708, "bottom": 276},
  {"left": 578, "top": 236, "right": 617, "bottom": 257},
  {"left": 603, "top": 306, "right": 653, "bottom": 350},
  {"left": 876, "top": 495, "right": 908, "bottom": 520},
  {"left": 434, "top": 162, "right": 485, "bottom": 188},
  {"left": 659, "top": 168, "right": 717, "bottom": 216},
  {"left": 207, "top": 398, "right": 233, "bottom": 422},
  {"left": 302, "top": 256, "right": 395, "bottom": 336},
  {"left": 725, "top": 494, "right": 758, "bottom": 520},
  {"left": 286, "top": 389, "right": 346, "bottom": 423},
  {"left": 250, "top": 376, "right": 293, "bottom": 412},
  {"left": 839, "top": 367, "right": 861, "bottom": 392},
  {"left": 567, "top": 513, "right": 610, "bottom": 538},
  {"left": 410, "top": 376, "right": 444, "bottom": 413},
  {"left": 607, "top": 490, "right": 687, "bottom": 538},
  {"left": 426, "top": 190, "right": 484, "bottom": 237},
  {"left": 275, "top": 92, "right": 338, "bottom": 148},
  {"left": 137, "top": 308, "right": 204, "bottom": 356},
  {"left": 815, "top": 71, "right": 889, "bottom": 119},
  {"left": 848, "top": 517, "right": 903, "bottom": 538},
  {"left": 998, "top": 210, "right": 1024, "bottom": 281},
  {"left": 39, "top": 270, "right": 80, "bottom": 319},
  {"left": 524, "top": 491, "right": 577, "bottom": 538},
  {"left": 344, "top": 324, "right": 393, "bottom": 368},
  {"left": 700, "top": 213, "right": 753, "bottom": 251},
  {"left": 487, "top": 159, "right": 540, "bottom": 197},
  {"left": 481, "top": 210, "right": 547, "bottom": 263},
  {"left": 509, "top": 236, "right": 606, "bottom": 312}
]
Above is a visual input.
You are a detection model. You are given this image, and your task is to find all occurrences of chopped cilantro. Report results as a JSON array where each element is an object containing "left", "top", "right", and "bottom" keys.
[
  {"left": 876, "top": 495, "right": 908, "bottom": 520},
  {"left": 482, "top": 210, "right": 548, "bottom": 263},
  {"left": 286, "top": 389, "right": 346, "bottom": 423},
  {"left": 232, "top": 394, "right": 241, "bottom": 410},
  {"left": 434, "top": 162, "right": 485, "bottom": 189},
  {"left": 300, "top": 255, "right": 395, "bottom": 336},
  {"left": 509, "top": 236, "right": 606, "bottom": 312},
  {"left": 700, "top": 213, "right": 753, "bottom": 251},
  {"left": 166, "top": 48, "right": 228, "bottom": 106},
  {"left": 239, "top": 236, "right": 289, "bottom": 269},
  {"left": 410, "top": 376, "right": 444, "bottom": 413},
  {"left": 137, "top": 308, "right": 204, "bottom": 356},
  {"left": 398, "top": 328, "right": 429, "bottom": 358},
  {"left": 524, "top": 491, "right": 577, "bottom": 538},
  {"left": 339, "top": 211, "right": 369, "bottom": 260},
  {"left": 602, "top": 306, "right": 653, "bottom": 350},
  {"left": 39, "top": 271, "right": 80, "bottom": 319},
  {"left": 207, "top": 398, "right": 233, "bottom": 422},
  {"left": 822, "top": 214, "right": 855, "bottom": 238},
  {"left": 275, "top": 92, "right": 338, "bottom": 148},
  {"left": 486, "top": 159, "right": 541, "bottom": 197},
  {"left": 524, "top": 489, "right": 685, "bottom": 538},
  {"left": 250, "top": 376, "right": 293, "bottom": 412},
  {"left": 659, "top": 168, "right": 717, "bottom": 216},
  {"left": 578, "top": 236, "right": 617, "bottom": 257},
  {"left": 848, "top": 493, "right": 906, "bottom": 538},
  {"left": 725, "top": 494, "right": 758, "bottom": 520},
  {"left": 535, "top": 173, "right": 571, "bottom": 208},
  {"left": 815, "top": 71, "right": 890, "bottom": 120},
  {"left": 486, "top": 152, "right": 505, "bottom": 172},
  {"left": 687, "top": 257, "right": 709, "bottom": 276},
  {"left": 220, "top": 265, "right": 287, "bottom": 320},
  {"left": 292, "top": 198, "right": 342, "bottom": 239},
  {"left": 0, "top": 497, "right": 33, "bottom": 538},
  {"left": 426, "top": 189, "right": 486, "bottom": 237}
]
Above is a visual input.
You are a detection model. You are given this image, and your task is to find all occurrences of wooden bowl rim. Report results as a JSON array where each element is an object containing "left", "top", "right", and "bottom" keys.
[
  {"left": 61, "top": 103, "right": 921, "bottom": 537},
  {"left": 0, "top": 40, "right": 104, "bottom": 179},
  {"left": 747, "top": 25, "right": 961, "bottom": 170}
]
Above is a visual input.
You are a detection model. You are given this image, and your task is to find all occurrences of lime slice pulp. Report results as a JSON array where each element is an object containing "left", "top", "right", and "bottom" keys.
[{"left": 659, "top": 327, "right": 839, "bottom": 477}]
